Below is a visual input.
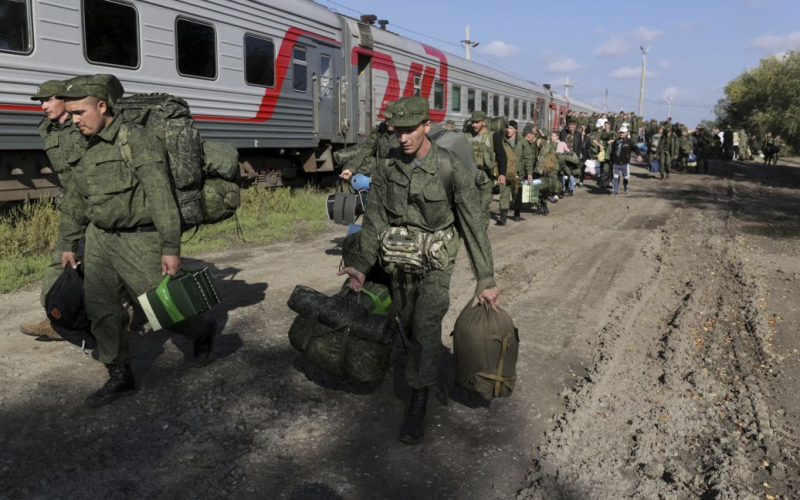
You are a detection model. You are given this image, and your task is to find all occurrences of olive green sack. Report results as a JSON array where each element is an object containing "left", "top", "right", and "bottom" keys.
[{"left": 452, "top": 296, "right": 519, "bottom": 400}]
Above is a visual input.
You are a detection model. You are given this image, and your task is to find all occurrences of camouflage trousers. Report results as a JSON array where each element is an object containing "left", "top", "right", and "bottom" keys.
[
  {"left": 658, "top": 152, "right": 672, "bottom": 179},
  {"left": 389, "top": 261, "right": 455, "bottom": 390},
  {"left": 84, "top": 224, "right": 209, "bottom": 365},
  {"left": 476, "top": 169, "right": 493, "bottom": 227},
  {"left": 498, "top": 175, "right": 521, "bottom": 211}
]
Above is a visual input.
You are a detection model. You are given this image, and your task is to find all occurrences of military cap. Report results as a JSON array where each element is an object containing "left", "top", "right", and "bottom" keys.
[
  {"left": 387, "top": 96, "right": 430, "bottom": 128},
  {"left": 57, "top": 74, "right": 125, "bottom": 108},
  {"left": 470, "top": 110, "right": 487, "bottom": 122},
  {"left": 522, "top": 125, "right": 533, "bottom": 136},
  {"left": 30, "top": 80, "right": 67, "bottom": 101},
  {"left": 382, "top": 101, "right": 395, "bottom": 120},
  {"left": 445, "top": 119, "right": 455, "bottom": 126},
  {"left": 508, "top": 120, "right": 518, "bottom": 129}
]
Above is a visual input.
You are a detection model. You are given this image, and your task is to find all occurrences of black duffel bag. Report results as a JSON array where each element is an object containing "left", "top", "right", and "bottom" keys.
[{"left": 45, "top": 265, "right": 96, "bottom": 350}]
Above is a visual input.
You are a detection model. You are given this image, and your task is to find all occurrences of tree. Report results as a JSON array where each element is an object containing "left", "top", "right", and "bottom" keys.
[{"left": 716, "top": 51, "right": 800, "bottom": 153}]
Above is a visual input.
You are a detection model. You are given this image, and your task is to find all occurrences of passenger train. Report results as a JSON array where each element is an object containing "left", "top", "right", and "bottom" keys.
[{"left": 0, "top": 0, "right": 600, "bottom": 201}]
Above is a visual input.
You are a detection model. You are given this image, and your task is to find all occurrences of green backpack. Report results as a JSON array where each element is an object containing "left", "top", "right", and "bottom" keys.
[{"left": 116, "top": 93, "right": 240, "bottom": 228}]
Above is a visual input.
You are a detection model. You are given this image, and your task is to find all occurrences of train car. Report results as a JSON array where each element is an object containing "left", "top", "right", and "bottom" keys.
[{"left": 0, "top": 0, "right": 601, "bottom": 202}]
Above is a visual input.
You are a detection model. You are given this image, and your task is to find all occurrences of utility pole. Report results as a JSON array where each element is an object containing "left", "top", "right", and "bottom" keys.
[
  {"left": 563, "top": 76, "right": 573, "bottom": 99},
  {"left": 461, "top": 25, "right": 479, "bottom": 61},
  {"left": 638, "top": 45, "right": 649, "bottom": 116},
  {"left": 667, "top": 96, "right": 673, "bottom": 119},
  {"left": 603, "top": 88, "right": 608, "bottom": 113}
]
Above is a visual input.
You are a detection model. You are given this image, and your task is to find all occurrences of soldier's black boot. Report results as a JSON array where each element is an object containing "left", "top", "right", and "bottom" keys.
[
  {"left": 399, "top": 388, "right": 429, "bottom": 444},
  {"left": 496, "top": 210, "right": 508, "bottom": 226},
  {"left": 86, "top": 364, "right": 136, "bottom": 408},
  {"left": 193, "top": 318, "right": 218, "bottom": 368}
]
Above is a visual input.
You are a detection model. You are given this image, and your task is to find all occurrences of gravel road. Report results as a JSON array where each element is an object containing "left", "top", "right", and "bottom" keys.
[{"left": 1, "top": 159, "right": 799, "bottom": 500}]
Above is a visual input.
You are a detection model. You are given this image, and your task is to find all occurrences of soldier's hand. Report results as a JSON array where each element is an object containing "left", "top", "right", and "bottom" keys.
[
  {"left": 497, "top": 175, "right": 506, "bottom": 185},
  {"left": 477, "top": 286, "right": 500, "bottom": 311},
  {"left": 337, "top": 267, "right": 366, "bottom": 292},
  {"left": 526, "top": 175, "right": 533, "bottom": 182},
  {"left": 61, "top": 251, "right": 78, "bottom": 269},
  {"left": 339, "top": 169, "right": 353, "bottom": 180},
  {"left": 162, "top": 255, "right": 181, "bottom": 276}
]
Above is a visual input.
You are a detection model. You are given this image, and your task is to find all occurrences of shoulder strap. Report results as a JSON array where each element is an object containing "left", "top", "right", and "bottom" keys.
[
  {"left": 118, "top": 122, "right": 133, "bottom": 166},
  {"left": 436, "top": 147, "right": 454, "bottom": 206}
]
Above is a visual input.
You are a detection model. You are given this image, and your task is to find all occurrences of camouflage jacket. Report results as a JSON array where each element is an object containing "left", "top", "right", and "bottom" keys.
[
  {"left": 466, "top": 129, "right": 495, "bottom": 171},
  {"left": 38, "top": 116, "right": 85, "bottom": 174},
  {"left": 59, "top": 115, "right": 182, "bottom": 255},
  {"left": 343, "top": 123, "right": 399, "bottom": 175},
  {"left": 503, "top": 135, "right": 534, "bottom": 178},
  {"left": 349, "top": 141, "right": 496, "bottom": 293}
]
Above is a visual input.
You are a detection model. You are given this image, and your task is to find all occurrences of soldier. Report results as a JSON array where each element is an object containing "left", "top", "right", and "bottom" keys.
[
  {"left": 58, "top": 75, "right": 217, "bottom": 407},
  {"left": 338, "top": 102, "right": 399, "bottom": 181},
  {"left": 599, "top": 120, "right": 617, "bottom": 175},
  {"left": 18, "top": 80, "right": 85, "bottom": 340},
  {"left": 337, "top": 96, "right": 499, "bottom": 444},
  {"left": 678, "top": 128, "right": 694, "bottom": 172},
  {"left": 497, "top": 120, "right": 533, "bottom": 224},
  {"left": 465, "top": 111, "right": 497, "bottom": 225},
  {"left": 693, "top": 125, "right": 712, "bottom": 173},
  {"left": 654, "top": 127, "right": 672, "bottom": 180},
  {"left": 443, "top": 119, "right": 456, "bottom": 131}
]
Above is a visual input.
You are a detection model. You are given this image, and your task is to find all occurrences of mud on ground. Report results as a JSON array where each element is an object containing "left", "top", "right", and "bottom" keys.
[{"left": 1, "top": 159, "right": 799, "bottom": 500}]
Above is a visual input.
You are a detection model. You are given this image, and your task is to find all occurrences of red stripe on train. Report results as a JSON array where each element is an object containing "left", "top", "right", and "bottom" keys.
[{"left": 0, "top": 104, "right": 41, "bottom": 112}]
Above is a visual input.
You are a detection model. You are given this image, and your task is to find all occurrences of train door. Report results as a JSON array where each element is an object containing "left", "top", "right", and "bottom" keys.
[
  {"left": 315, "top": 48, "right": 336, "bottom": 139},
  {"left": 357, "top": 54, "right": 373, "bottom": 140}
]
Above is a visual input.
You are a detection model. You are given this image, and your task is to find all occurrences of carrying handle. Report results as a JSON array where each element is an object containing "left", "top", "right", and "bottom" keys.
[{"left": 155, "top": 273, "right": 186, "bottom": 324}]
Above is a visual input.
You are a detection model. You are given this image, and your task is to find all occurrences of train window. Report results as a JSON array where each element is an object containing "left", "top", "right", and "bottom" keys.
[
  {"left": 467, "top": 89, "right": 475, "bottom": 113},
  {"left": 493, "top": 95, "right": 499, "bottom": 116},
  {"left": 320, "top": 54, "right": 333, "bottom": 98},
  {"left": 451, "top": 85, "right": 461, "bottom": 113},
  {"left": 480, "top": 92, "right": 488, "bottom": 113},
  {"left": 176, "top": 18, "right": 216, "bottom": 79},
  {"left": 413, "top": 75, "right": 421, "bottom": 97},
  {"left": 84, "top": 0, "right": 139, "bottom": 68},
  {"left": 0, "top": 0, "right": 32, "bottom": 54},
  {"left": 523, "top": 101, "right": 528, "bottom": 120},
  {"left": 292, "top": 46, "right": 307, "bottom": 92},
  {"left": 513, "top": 99, "right": 519, "bottom": 119},
  {"left": 433, "top": 81, "right": 444, "bottom": 110},
  {"left": 244, "top": 34, "right": 275, "bottom": 88},
  {"left": 503, "top": 97, "right": 509, "bottom": 118}
]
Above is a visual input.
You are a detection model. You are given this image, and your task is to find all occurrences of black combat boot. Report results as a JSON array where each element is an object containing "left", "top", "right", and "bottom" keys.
[
  {"left": 85, "top": 364, "right": 136, "bottom": 408},
  {"left": 496, "top": 210, "right": 508, "bottom": 226},
  {"left": 399, "top": 388, "right": 429, "bottom": 444},
  {"left": 512, "top": 208, "right": 522, "bottom": 222},
  {"left": 193, "top": 318, "right": 218, "bottom": 368}
]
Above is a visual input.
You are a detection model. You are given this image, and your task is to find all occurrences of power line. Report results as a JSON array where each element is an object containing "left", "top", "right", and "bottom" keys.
[{"left": 570, "top": 54, "right": 640, "bottom": 86}]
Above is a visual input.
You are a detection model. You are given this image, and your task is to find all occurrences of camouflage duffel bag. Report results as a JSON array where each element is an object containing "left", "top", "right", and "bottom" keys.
[{"left": 287, "top": 284, "right": 397, "bottom": 383}]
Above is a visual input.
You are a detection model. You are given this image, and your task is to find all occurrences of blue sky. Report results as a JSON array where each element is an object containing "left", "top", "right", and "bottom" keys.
[{"left": 316, "top": 0, "right": 800, "bottom": 127}]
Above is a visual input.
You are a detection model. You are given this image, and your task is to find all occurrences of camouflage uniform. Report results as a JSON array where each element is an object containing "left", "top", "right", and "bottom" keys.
[
  {"left": 465, "top": 111, "right": 495, "bottom": 226},
  {"left": 31, "top": 80, "right": 88, "bottom": 308},
  {"left": 348, "top": 97, "right": 496, "bottom": 391},
  {"left": 58, "top": 76, "right": 214, "bottom": 384},
  {"left": 498, "top": 125, "right": 533, "bottom": 220}
]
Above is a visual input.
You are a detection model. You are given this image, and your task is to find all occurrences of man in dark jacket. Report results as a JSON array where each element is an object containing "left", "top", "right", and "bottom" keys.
[{"left": 609, "top": 126, "right": 643, "bottom": 196}]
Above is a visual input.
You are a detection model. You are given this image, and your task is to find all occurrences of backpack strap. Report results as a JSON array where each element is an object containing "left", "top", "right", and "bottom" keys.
[
  {"left": 118, "top": 122, "right": 134, "bottom": 166},
  {"left": 436, "top": 147, "right": 455, "bottom": 206}
]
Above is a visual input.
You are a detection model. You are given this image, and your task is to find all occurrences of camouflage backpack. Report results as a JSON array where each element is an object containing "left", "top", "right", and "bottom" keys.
[{"left": 116, "top": 93, "right": 240, "bottom": 228}]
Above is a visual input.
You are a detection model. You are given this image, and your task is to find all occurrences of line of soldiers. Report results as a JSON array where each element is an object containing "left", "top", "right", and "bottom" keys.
[{"left": 20, "top": 75, "right": 217, "bottom": 407}]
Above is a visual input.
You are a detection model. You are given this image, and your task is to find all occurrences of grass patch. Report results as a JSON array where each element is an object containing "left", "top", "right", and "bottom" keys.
[{"left": 0, "top": 187, "right": 332, "bottom": 294}]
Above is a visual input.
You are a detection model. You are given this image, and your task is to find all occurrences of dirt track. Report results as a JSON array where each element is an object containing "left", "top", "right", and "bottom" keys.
[{"left": 2, "top": 159, "right": 800, "bottom": 500}]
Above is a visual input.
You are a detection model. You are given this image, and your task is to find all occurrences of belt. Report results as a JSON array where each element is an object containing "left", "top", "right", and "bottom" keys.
[{"left": 101, "top": 224, "right": 158, "bottom": 234}]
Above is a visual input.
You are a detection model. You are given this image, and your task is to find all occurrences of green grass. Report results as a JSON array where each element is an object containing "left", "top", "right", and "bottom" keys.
[{"left": 0, "top": 187, "right": 332, "bottom": 294}]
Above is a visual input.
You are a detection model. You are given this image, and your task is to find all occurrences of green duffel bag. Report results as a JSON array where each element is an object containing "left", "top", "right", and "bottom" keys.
[
  {"left": 200, "top": 177, "right": 240, "bottom": 224},
  {"left": 287, "top": 284, "right": 397, "bottom": 383},
  {"left": 202, "top": 140, "right": 240, "bottom": 181},
  {"left": 452, "top": 295, "right": 519, "bottom": 400}
]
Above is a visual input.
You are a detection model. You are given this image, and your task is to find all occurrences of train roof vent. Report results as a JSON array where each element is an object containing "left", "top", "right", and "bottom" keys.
[{"left": 357, "top": 22, "right": 373, "bottom": 49}]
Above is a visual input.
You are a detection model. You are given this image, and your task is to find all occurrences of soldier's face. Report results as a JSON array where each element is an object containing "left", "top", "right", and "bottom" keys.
[
  {"left": 394, "top": 121, "right": 431, "bottom": 157},
  {"left": 526, "top": 133, "right": 534, "bottom": 142},
  {"left": 506, "top": 126, "right": 516, "bottom": 138},
  {"left": 40, "top": 96, "right": 66, "bottom": 121},
  {"left": 472, "top": 120, "right": 485, "bottom": 133},
  {"left": 65, "top": 97, "right": 109, "bottom": 136},
  {"left": 568, "top": 123, "right": 576, "bottom": 132}
]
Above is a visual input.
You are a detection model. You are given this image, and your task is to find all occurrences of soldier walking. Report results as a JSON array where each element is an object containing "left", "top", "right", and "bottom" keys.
[
  {"left": 465, "top": 111, "right": 496, "bottom": 226},
  {"left": 497, "top": 120, "right": 533, "bottom": 224},
  {"left": 58, "top": 75, "right": 217, "bottom": 407},
  {"left": 338, "top": 97, "right": 499, "bottom": 445}
]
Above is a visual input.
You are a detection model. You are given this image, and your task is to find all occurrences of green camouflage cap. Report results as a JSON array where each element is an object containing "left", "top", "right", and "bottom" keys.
[
  {"left": 57, "top": 74, "right": 125, "bottom": 108},
  {"left": 470, "top": 110, "right": 487, "bottom": 122},
  {"left": 387, "top": 96, "right": 430, "bottom": 128},
  {"left": 522, "top": 124, "right": 534, "bottom": 136},
  {"left": 445, "top": 119, "right": 455, "bottom": 126},
  {"left": 30, "top": 80, "right": 67, "bottom": 101}
]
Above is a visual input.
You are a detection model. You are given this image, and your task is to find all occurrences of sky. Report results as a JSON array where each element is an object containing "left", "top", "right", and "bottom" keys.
[{"left": 315, "top": 0, "right": 800, "bottom": 127}]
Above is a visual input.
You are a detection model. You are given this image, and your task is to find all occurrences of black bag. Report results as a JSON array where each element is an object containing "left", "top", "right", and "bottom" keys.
[
  {"left": 597, "top": 171, "right": 612, "bottom": 188},
  {"left": 45, "top": 265, "right": 96, "bottom": 350}
]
